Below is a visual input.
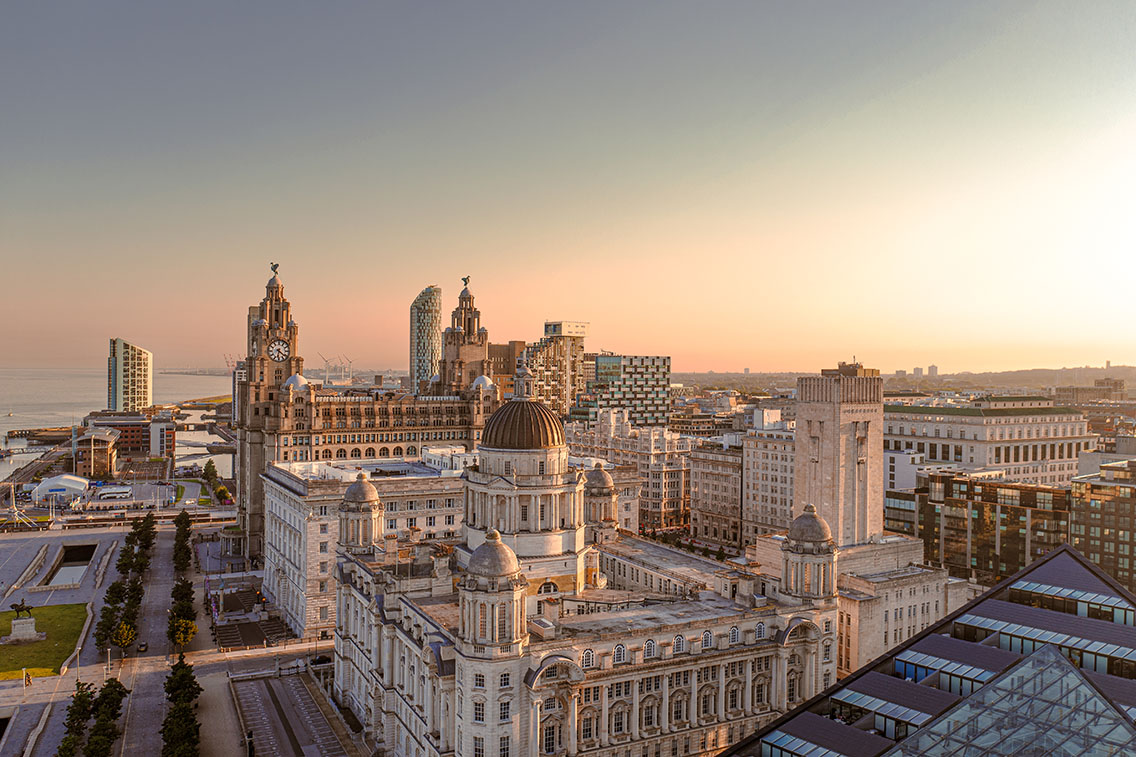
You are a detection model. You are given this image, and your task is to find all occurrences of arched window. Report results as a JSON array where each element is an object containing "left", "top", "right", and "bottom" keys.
[
  {"left": 364, "top": 447, "right": 375, "bottom": 458},
  {"left": 393, "top": 446, "right": 404, "bottom": 456},
  {"left": 379, "top": 447, "right": 390, "bottom": 457},
  {"left": 538, "top": 581, "right": 558, "bottom": 595},
  {"left": 335, "top": 448, "right": 347, "bottom": 459},
  {"left": 729, "top": 626, "right": 740, "bottom": 645},
  {"left": 581, "top": 649, "right": 595, "bottom": 668},
  {"left": 701, "top": 630, "right": 713, "bottom": 649},
  {"left": 613, "top": 644, "right": 627, "bottom": 664},
  {"left": 407, "top": 445, "right": 417, "bottom": 455},
  {"left": 673, "top": 635, "right": 685, "bottom": 653},
  {"left": 350, "top": 448, "right": 361, "bottom": 458},
  {"left": 321, "top": 449, "right": 332, "bottom": 460},
  {"left": 644, "top": 639, "right": 657, "bottom": 658},
  {"left": 756, "top": 622, "right": 766, "bottom": 640}
]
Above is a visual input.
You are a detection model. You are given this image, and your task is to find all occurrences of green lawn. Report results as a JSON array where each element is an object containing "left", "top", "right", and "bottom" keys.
[
  {"left": 175, "top": 484, "right": 185, "bottom": 503},
  {"left": 0, "top": 603, "right": 87, "bottom": 679},
  {"left": 197, "top": 497, "right": 211, "bottom": 506}
]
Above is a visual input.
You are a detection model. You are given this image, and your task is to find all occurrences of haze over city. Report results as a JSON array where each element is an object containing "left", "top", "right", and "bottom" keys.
[{"left": 3, "top": 1, "right": 1135, "bottom": 372}]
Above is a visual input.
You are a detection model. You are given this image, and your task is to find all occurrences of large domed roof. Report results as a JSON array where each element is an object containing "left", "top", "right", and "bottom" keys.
[
  {"left": 467, "top": 529, "right": 520, "bottom": 577},
  {"left": 481, "top": 398, "right": 564, "bottom": 450},
  {"left": 344, "top": 473, "right": 379, "bottom": 504},
  {"left": 788, "top": 503, "right": 832, "bottom": 543}
]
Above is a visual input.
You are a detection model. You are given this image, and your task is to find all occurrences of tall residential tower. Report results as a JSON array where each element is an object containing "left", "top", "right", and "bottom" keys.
[
  {"left": 409, "top": 285, "right": 442, "bottom": 390},
  {"left": 107, "top": 338, "right": 153, "bottom": 412}
]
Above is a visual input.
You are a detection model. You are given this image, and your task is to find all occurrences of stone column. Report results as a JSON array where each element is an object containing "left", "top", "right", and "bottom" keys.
[
  {"left": 662, "top": 674, "right": 671, "bottom": 733},
  {"left": 599, "top": 685, "right": 609, "bottom": 745},
  {"left": 531, "top": 699, "right": 543, "bottom": 757},
  {"left": 717, "top": 666, "right": 726, "bottom": 719},
  {"left": 568, "top": 694, "right": 579, "bottom": 755},
  {"left": 632, "top": 680, "right": 641, "bottom": 739},
  {"left": 742, "top": 659, "right": 752, "bottom": 713},
  {"left": 690, "top": 671, "right": 697, "bottom": 724},
  {"left": 773, "top": 652, "right": 787, "bottom": 711}
]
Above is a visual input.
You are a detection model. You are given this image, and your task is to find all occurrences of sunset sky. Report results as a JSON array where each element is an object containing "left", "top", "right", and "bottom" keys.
[{"left": 3, "top": 2, "right": 1135, "bottom": 373}]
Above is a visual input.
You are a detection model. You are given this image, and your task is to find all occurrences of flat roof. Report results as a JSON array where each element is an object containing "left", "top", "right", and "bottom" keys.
[
  {"left": 557, "top": 592, "right": 746, "bottom": 636},
  {"left": 600, "top": 537, "right": 746, "bottom": 586}
]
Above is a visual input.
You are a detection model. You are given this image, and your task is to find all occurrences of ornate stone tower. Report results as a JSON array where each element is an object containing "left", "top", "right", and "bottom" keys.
[
  {"left": 583, "top": 463, "right": 619, "bottom": 544},
  {"left": 793, "top": 362, "right": 883, "bottom": 548},
  {"left": 235, "top": 265, "right": 304, "bottom": 559},
  {"left": 455, "top": 530, "right": 530, "bottom": 757},
  {"left": 439, "top": 278, "right": 490, "bottom": 393}
]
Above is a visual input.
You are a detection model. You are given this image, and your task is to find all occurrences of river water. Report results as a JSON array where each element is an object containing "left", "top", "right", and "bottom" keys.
[{"left": 0, "top": 368, "right": 233, "bottom": 481}]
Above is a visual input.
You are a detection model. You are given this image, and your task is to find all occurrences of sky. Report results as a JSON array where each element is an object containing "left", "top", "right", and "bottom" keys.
[{"left": 2, "top": 1, "right": 1135, "bottom": 374}]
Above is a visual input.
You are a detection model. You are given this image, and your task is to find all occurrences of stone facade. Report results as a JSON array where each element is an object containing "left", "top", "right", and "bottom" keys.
[
  {"left": 742, "top": 414, "right": 795, "bottom": 539},
  {"left": 564, "top": 409, "right": 693, "bottom": 531},
  {"left": 521, "top": 322, "right": 588, "bottom": 417},
  {"left": 689, "top": 439, "right": 744, "bottom": 549}
]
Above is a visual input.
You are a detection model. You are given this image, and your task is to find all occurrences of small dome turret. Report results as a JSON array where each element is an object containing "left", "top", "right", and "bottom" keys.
[
  {"left": 284, "top": 373, "right": 309, "bottom": 391},
  {"left": 788, "top": 504, "right": 832, "bottom": 544},
  {"left": 344, "top": 473, "right": 379, "bottom": 505},
  {"left": 584, "top": 463, "right": 615, "bottom": 493},
  {"left": 467, "top": 529, "right": 520, "bottom": 578}
]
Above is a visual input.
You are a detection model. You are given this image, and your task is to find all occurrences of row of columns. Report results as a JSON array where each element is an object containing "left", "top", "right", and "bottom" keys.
[{"left": 466, "top": 489, "right": 584, "bottom": 533}]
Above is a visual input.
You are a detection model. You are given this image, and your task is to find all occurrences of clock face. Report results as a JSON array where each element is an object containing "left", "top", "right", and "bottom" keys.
[{"left": 268, "top": 339, "right": 291, "bottom": 362}]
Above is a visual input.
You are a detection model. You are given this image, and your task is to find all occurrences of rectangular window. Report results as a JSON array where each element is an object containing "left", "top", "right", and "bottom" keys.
[
  {"left": 319, "top": 541, "right": 328, "bottom": 553},
  {"left": 475, "top": 737, "right": 484, "bottom": 757},
  {"left": 319, "top": 561, "right": 327, "bottom": 573},
  {"left": 474, "top": 701, "right": 485, "bottom": 723},
  {"left": 319, "top": 523, "right": 328, "bottom": 534},
  {"left": 499, "top": 736, "right": 510, "bottom": 757},
  {"left": 319, "top": 606, "right": 328, "bottom": 621},
  {"left": 500, "top": 701, "right": 511, "bottom": 721},
  {"left": 474, "top": 673, "right": 485, "bottom": 688}
]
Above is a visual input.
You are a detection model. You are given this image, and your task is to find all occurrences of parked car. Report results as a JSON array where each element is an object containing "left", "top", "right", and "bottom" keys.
[{"left": 137, "top": 642, "right": 148, "bottom": 653}]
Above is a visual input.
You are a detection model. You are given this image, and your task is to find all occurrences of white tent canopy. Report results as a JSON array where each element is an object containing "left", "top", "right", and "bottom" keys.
[{"left": 32, "top": 474, "right": 89, "bottom": 504}]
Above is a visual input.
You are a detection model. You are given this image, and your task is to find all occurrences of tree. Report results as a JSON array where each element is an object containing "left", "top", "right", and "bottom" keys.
[
  {"left": 167, "top": 618, "right": 198, "bottom": 649},
  {"left": 57, "top": 680, "right": 96, "bottom": 757},
  {"left": 714, "top": 547, "right": 726, "bottom": 562},
  {"left": 110, "top": 622, "right": 136, "bottom": 652},
  {"left": 203, "top": 460, "right": 217, "bottom": 485},
  {"left": 171, "top": 577, "right": 194, "bottom": 605},
  {"left": 213, "top": 485, "right": 230, "bottom": 502},
  {"left": 160, "top": 701, "right": 200, "bottom": 757},
  {"left": 115, "top": 544, "right": 134, "bottom": 576},
  {"left": 164, "top": 654, "right": 203, "bottom": 703},
  {"left": 171, "top": 598, "right": 196, "bottom": 622}
]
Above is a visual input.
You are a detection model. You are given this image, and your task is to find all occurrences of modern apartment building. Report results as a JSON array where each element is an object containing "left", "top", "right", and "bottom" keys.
[
  {"left": 107, "top": 337, "right": 152, "bottom": 412},
  {"left": 884, "top": 396, "right": 1092, "bottom": 486},
  {"left": 409, "top": 285, "right": 442, "bottom": 390},
  {"left": 570, "top": 354, "right": 671, "bottom": 427},
  {"left": 884, "top": 471, "right": 1073, "bottom": 586},
  {"left": 564, "top": 408, "right": 692, "bottom": 530},
  {"left": 1072, "top": 459, "right": 1136, "bottom": 594},
  {"left": 521, "top": 320, "right": 588, "bottom": 416},
  {"left": 741, "top": 411, "right": 795, "bottom": 538},
  {"left": 689, "top": 437, "right": 744, "bottom": 549}
]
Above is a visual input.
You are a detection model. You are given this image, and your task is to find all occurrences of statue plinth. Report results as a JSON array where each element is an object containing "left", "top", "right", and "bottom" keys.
[{"left": 2, "top": 617, "right": 46, "bottom": 644}]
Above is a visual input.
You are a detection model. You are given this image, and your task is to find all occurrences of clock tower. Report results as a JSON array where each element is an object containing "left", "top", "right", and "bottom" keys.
[{"left": 234, "top": 266, "right": 304, "bottom": 559}]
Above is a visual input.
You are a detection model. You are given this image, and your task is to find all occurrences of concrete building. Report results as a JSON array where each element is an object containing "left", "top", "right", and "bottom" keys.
[
  {"left": 725, "top": 545, "right": 1136, "bottom": 757},
  {"left": 689, "top": 436, "right": 744, "bottom": 549},
  {"left": 333, "top": 381, "right": 840, "bottom": 757},
  {"left": 75, "top": 428, "right": 119, "bottom": 478},
  {"left": 107, "top": 337, "right": 152, "bottom": 413},
  {"left": 570, "top": 355, "right": 671, "bottom": 427},
  {"left": 410, "top": 285, "right": 443, "bottom": 391},
  {"left": 1072, "top": 459, "right": 1136, "bottom": 594},
  {"left": 885, "top": 471, "right": 1073, "bottom": 587},
  {"left": 742, "top": 411, "right": 795, "bottom": 539},
  {"left": 261, "top": 457, "right": 467, "bottom": 639},
  {"left": 927, "top": 364, "right": 938, "bottom": 378},
  {"left": 521, "top": 321, "right": 588, "bottom": 417},
  {"left": 884, "top": 396, "right": 1092, "bottom": 486},
  {"left": 565, "top": 408, "right": 693, "bottom": 530},
  {"left": 1055, "top": 378, "right": 1127, "bottom": 404},
  {"left": 84, "top": 410, "right": 177, "bottom": 460},
  {"left": 234, "top": 268, "right": 499, "bottom": 559},
  {"left": 912, "top": 367, "right": 923, "bottom": 379},
  {"left": 746, "top": 364, "right": 967, "bottom": 679}
]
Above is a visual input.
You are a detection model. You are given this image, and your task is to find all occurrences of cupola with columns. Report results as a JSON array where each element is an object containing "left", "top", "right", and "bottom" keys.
[
  {"left": 339, "top": 473, "right": 382, "bottom": 556},
  {"left": 781, "top": 503, "right": 837, "bottom": 602}
]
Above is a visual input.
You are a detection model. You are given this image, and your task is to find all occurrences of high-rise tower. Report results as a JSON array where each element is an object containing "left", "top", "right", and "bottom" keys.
[
  {"left": 793, "top": 362, "right": 883, "bottom": 548},
  {"left": 234, "top": 266, "right": 304, "bottom": 558},
  {"left": 107, "top": 338, "right": 153, "bottom": 412},
  {"left": 409, "top": 285, "right": 442, "bottom": 390}
]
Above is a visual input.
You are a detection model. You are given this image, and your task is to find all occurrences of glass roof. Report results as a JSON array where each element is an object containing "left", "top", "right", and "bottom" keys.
[
  {"left": 894, "top": 649, "right": 1001, "bottom": 683},
  {"left": 831, "top": 689, "right": 935, "bottom": 727},
  {"left": 1013, "top": 579, "right": 1130, "bottom": 609},
  {"left": 884, "top": 645, "right": 1136, "bottom": 756}
]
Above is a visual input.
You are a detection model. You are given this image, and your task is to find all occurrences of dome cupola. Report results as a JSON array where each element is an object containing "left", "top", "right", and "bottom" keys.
[
  {"left": 480, "top": 367, "right": 564, "bottom": 450},
  {"left": 788, "top": 503, "right": 832, "bottom": 545},
  {"left": 467, "top": 529, "right": 520, "bottom": 578}
]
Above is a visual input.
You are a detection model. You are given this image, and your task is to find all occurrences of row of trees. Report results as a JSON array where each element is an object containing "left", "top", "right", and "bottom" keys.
[
  {"left": 168, "top": 511, "right": 198, "bottom": 649},
  {"left": 201, "top": 460, "right": 230, "bottom": 504},
  {"left": 56, "top": 678, "right": 128, "bottom": 757},
  {"left": 94, "top": 514, "right": 156, "bottom": 654},
  {"left": 160, "top": 654, "right": 203, "bottom": 756}
]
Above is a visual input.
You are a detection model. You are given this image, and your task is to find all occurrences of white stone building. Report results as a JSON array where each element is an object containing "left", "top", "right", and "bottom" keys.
[
  {"left": 332, "top": 375, "right": 839, "bottom": 757},
  {"left": 884, "top": 396, "right": 1092, "bottom": 486},
  {"left": 262, "top": 457, "right": 465, "bottom": 640},
  {"left": 742, "top": 413, "right": 795, "bottom": 539},
  {"left": 107, "top": 337, "right": 152, "bottom": 413},
  {"left": 564, "top": 408, "right": 693, "bottom": 530},
  {"left": 689, "top": 437, "right": 744, "bottom": 549}
]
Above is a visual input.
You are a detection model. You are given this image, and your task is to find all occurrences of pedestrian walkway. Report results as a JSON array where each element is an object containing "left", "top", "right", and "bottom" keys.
[{"left": 232, "top": 674, "right": 349, "bottom": 757}]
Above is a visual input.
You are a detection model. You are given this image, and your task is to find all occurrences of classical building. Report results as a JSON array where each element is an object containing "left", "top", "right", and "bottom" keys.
[
  {"left": 521, "top": 321, "right": 588, "bottom": 417},
  {"left": 332, "top": 375, "right": 841, "bottom": 757},
  {"left": 884, "top": 396, "right": 1092, "bottom": 486},
  {"left": 410, "top": 285, "right": 443, "bottom": 390},
  {"left": 724, "top": 545, "right": 1136, "bottom": 757},
  {"left": 107, "top": 337, "right": 152, "bottom": 412},
  {"left": 261, "top": 456, "right": 466, "bottom": 640},
  {"left": 689, "top": 437, "right": 744, "bottom": 549},
  {"left": 1072, "top": 459, "right": 1136, "bottom": 594},
  {"left": 746, "top": 364, "right": 967, "bottom": 679},
  {"left": 564, "top": 408, "right": 693, "bottom": 530},
  {"left": 742, "top": 411, "right": 795, "bottom": 539},
  {"left": 570, "top": 354, "right": 671, "bottom": 427},
  {"left": 235, "top": 268, "right": 498, "bottom": 559}
]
